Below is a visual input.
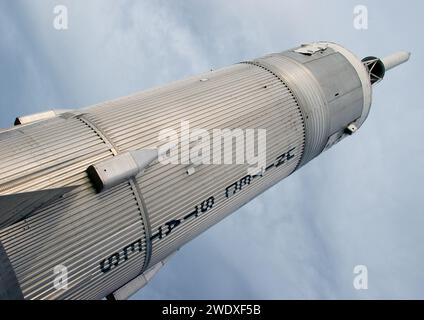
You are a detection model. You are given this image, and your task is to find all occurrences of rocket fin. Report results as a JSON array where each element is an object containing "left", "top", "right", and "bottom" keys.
[
  {"left": 106, "top": 252, "right": 177, "bottom": 300},
  {"left": 0, "top": 187, "right": 76, "bottom": 229}
]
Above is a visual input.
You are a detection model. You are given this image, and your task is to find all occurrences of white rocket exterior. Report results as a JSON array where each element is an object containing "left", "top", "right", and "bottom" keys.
[{"left": 0, "top": 42, "right": 409, "bottom": 300}]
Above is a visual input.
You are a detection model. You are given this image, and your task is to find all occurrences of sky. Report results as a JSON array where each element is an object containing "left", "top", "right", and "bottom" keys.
[{"left": 0, "top": 0, "right": 423, "bottom": 299}]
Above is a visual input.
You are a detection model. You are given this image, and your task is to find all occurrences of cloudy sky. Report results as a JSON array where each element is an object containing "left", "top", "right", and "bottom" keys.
[{"left": 1, "top": 0, "right": 423, "bottom": 299}]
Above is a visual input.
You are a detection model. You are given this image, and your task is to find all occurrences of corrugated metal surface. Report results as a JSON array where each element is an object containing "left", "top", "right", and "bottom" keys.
[
  {"left": 0, "top": 117, "right": 110, "bottom": 193},
  {"left": 0, "top": 55, "right": 308, "bottom": 299},
  {"left": 0, "top": 117, "right": 149, "bottom": 299},
  {"left": 85, "top": 62, "right": 306, "bottom": 269},
  {"left": 252, "top": 54, "right": 330, "bottom": 168},
  {"left": 85, "top": 64, "right": 290, "bottom": 149},
  {"left": 0, "top": 43, "right": 378, "bottom": 299},
  {"left": 0, "top": 44, "right": 373, "bottom": 299}
]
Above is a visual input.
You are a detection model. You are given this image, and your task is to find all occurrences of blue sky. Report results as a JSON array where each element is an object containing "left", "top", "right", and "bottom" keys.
[{"left": 0, "top": 0, "right": 423, "bottom": 299}]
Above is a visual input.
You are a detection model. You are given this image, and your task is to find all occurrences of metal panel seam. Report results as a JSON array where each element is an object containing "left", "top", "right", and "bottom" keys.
[
  {"left": 239, "top": 61, "right": 306, "bottom": 173},
  {"left": 75, "top": 114, "right": 153, "bottom": 274},
  {"left": 129, "top": 178, "right": 152, "bottom": 273},
  {"left": 75, "top": 114, "right": 118, "bottom": 156},
  {"left": 246, "top": 55, "right": 329, "bottom": 169}
]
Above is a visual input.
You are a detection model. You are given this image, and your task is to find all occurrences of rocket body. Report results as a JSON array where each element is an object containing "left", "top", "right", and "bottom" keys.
[{"left": 0, "top": 42, "right": 408, "bottom": 299}]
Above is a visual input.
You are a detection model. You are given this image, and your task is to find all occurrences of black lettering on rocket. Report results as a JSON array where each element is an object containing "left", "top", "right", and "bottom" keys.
[
  {"left": 100, "top": 238, "right": 143, "bottom": 273},
  {"left": 99, "top": 146, "right": 297, "bottom": 274},
  {"left": 100, "top": 253, "right": 120, "bottom": 273},
  {"left": 275, "top": 147, "right": 296, "bottom": 167},
  {"left": 122, "top": 239, "right": 143, "bottom": 261},
  {"left": 164, "top": 219, "right": 181, "bottom": 236},
  {"left": 150, "top": 196, "right": 215, "bottom": 243},
  {"left": 225, "top": 175, "right": 252, "bottom": 198},
  {"left": 225, "top": 146, "right": 297, "bottom": 199}
]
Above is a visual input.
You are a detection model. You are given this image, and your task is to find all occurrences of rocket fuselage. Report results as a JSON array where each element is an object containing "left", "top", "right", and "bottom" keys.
[{"left": 0, "top": 42, "right": 406, "bottom": 300}]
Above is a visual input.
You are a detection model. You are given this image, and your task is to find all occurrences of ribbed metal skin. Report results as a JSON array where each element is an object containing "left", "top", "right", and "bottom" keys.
[
  {"left": 85, "top": 64, "right": 292, "bottom": 150},
  {"left": 2, "top": 49, "right": 365, "bottom": 299},
  {"left": 251, "top": 54, "right": 330, "bottom": 168},
  {"left": 0, "top": 117, "right": 149, "bottom": 299},
  {"left": 85, "top": 63, "right": 306, "bottom": 268},
  {"left": 0, "top": 117, "right": 111, "bottom": 193},
  {"left": 0, "top": 42, "right": 379, "bottom": 299}
]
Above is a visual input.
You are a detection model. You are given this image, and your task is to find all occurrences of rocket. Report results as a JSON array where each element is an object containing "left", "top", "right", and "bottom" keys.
[{"left": 0, "top": 42, "right": 410, "bottom": 300}]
